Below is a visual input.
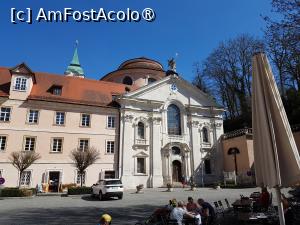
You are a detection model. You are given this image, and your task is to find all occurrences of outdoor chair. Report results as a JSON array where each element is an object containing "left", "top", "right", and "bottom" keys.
[
  {"left": 224, "top": 198, "right": 233, "bottom": 211},
  {"left": 213, "top": 201, "right": 224, "bottom": 217}
]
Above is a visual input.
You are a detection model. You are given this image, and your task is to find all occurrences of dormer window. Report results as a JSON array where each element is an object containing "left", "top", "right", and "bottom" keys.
[
  {"left": 53, "top": 87, "right": 62, "bottom": 95},
  {"left": 14, "top": 76, "right": 27, "bottom": 91},
  {"left": 48, "top": 85, "right": 62, "bottom": 96}
]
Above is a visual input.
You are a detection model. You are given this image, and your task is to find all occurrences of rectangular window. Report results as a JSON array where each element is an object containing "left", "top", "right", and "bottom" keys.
[
  {"left": 14, "top": 77, "right": 27, "bottom": 91},
  {"left": 53, "top": 87, "right": 62, "bottom": 96},
  {"left": 24, "top": 137, "right": 36, "bottom": 151},
  {"left": 51, "top": 138, "right": 63, "bottom": 152},
  {"left": 104, "top": 171, "right": 116, "bottom": 179},
  {"left": 79, "top": 139, "right": 89, "bottom": 151},
  {"left": 76, "top": 171, "right": 86, "bottom": 185},
  {"left": 0, "top": 107, "right": 11, "bottom": 122},
  {"left": 28, "top": 110, "right": 39, "bottom": 124},
  {"left": 107, "top": 116, "right": 115, "bottom": 128},
  {"left": 137, "top": 158, "right": 146, "bottom": 174},
  {"left": 0, "top": 170, "right": 2, "bottom": 177},
  {"left": 81, "top": 114, "right": 90, "bottom": 127},
  {"left": 20, "top": 171, "right": 31, "bottom": 186},
  {"left": 55, "top": 112, "right": 65, "bottom": 125},
  {"left": 0, "top": 136, "right": 7, "bottom": 151},
  {"left": 204, "top": 159, "right": 212, "bottom": 174},
  {"left": 106, "top": 141, "right": 115, "bottom": 154}
]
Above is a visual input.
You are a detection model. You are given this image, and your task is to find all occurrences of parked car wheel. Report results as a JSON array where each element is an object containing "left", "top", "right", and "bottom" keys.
[
  {"left": 99, "top": 191, "right": 103, "bottom": 201},
  {"left": 118, "top": 194, "right": 123, "bottom": 199}
]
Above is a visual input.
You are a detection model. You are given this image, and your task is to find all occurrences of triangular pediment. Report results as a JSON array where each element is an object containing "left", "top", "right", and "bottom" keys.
[{"left": 122, "top": 75, "right": 221, "bottom": 108}]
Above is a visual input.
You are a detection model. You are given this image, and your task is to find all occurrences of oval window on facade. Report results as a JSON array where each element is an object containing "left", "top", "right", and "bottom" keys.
[{"left": 123, "top": 76, "right": 133, "bottom": 85}]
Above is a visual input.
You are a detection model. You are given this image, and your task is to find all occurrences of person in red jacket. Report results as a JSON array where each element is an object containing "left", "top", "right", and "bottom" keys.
[{"left": 259, "top": 187, "right": 270, "bottom": 211}]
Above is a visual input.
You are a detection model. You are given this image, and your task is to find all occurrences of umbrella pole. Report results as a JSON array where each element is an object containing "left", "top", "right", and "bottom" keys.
[{"left": 275, "top": 186, "right": 285, "bottom": 225}]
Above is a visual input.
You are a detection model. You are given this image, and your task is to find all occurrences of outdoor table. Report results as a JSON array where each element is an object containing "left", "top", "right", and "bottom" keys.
[{"left": 232, "top": 199, "right": 252, "bottom": 212}]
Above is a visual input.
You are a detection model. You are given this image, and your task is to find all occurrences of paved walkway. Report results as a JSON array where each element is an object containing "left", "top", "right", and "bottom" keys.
[{"left": 0, "top": 187, "right": 284, "bottom": 225}]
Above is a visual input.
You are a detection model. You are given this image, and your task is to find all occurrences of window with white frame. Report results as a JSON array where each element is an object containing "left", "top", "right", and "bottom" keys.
[
  {"left": 20, "top": 171, "right": 31, "bottom": 186},
  {"left": 137, "top": 122, "right": 145, "bottom": 139},
  {"left": 202, "top": 127, "right": 209, "bottom": 143},
  {"left": 104, "top": 171, "right": 116, "bottom": 179},
  {"left": 0, "top": 107, "right": 11, "bottom": 122},
  {"left": 28, "top": 110, "right": 39, "bottom": 124},
  {"left": 0, "top": 136, "right": 7, "bottom": 151},
  {"left": 79, "top": 139, "right": 89, "bottom": 151},
  {"left": 0, "top": 169, "right": 2, "bottom": 177},
  {"left": 81, "top": 114, "right": 90, "bottom": 127},
  {"left": 76, "top": 171, "right": 86, "bottom": 185},
  {"left": 106, "top": 141, "right": 115, "bottom": 154},
  {"left": 14, "top": 77, "right": 27, "bottom": 91},
  {"left": 107, "top": 116, "right": 115, "bottom": 128},
  {"left": 55, "top": 112, "right": 65, "bottom": 125},
  {"left": 137, "top": 157, "right": 146, "bottom": 174},
  {"left": 24, "top": 137, "right": 36, "bottom": 151},
  {"left": 51, "top": 138, "right": 63, "bottom": 152}
]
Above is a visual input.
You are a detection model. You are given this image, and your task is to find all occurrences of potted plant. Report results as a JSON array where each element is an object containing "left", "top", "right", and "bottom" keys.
[
  {"left": 167, "top": 183, "right": 173, "bottom": 192},
  {"left": 190, "top": 181, "right": 196, "bottom": 191},
  {"left": 136, "top": 184, "right": 144, "bottom": 193},
  {"left": 214, "top": 182, "right": 221, "bottom": 190}
]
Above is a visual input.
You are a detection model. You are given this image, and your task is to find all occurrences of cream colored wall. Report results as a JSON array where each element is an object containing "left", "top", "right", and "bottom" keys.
[{"left": 0, "top": 98, "right": 119, "bottom": 187}]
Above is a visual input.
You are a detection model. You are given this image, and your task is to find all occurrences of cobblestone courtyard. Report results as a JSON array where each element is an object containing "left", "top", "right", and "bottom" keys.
[{"left": 1, "top": 187, "right": 281, "bottom": 225}]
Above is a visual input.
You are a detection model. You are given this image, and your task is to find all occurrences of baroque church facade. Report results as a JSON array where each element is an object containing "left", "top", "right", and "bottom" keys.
[{"left": 0, "top": 47, "right": 224, "bottom": 190}]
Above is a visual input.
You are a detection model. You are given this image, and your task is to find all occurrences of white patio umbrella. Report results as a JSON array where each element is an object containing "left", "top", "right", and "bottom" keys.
[{"left": 252, "top": 53, "right": 300, "bottom": 225}]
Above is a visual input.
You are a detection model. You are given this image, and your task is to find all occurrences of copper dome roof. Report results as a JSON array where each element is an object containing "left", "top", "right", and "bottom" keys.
[{"left": 118, "top": 57, "right": 163, "bottom": 71}]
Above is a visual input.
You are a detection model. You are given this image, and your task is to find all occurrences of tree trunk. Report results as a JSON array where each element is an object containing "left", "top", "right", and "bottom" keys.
[
  {"left": 19, "top": 171, "right": 22, "bottom": 189},
  {"left": 80, "top": 173, "right": 83, "bottom": 187}
]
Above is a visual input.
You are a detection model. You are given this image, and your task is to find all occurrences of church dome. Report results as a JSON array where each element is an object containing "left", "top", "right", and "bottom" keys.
[
  {"left": 118, "top": 57, "right": 163, "bottom": 71},
  {"left": 100, "top": 57, "right": 166, "bottom": 87}
]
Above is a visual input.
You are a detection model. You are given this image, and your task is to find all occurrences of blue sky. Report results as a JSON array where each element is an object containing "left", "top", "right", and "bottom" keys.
[{"left": 0, "top": 0, "right": 276, "bottom": 81}]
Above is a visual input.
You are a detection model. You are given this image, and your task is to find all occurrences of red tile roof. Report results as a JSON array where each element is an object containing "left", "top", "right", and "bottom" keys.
[{"left": 0, "top": 67, "right": 134, "bottom": 107}]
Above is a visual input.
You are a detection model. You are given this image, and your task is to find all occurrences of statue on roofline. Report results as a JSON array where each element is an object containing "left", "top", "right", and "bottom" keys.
[{"left": 168, "top": 58, "right": 176, "bottom": 72}]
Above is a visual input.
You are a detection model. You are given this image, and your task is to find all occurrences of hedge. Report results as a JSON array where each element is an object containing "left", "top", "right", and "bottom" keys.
[
  {"left": 67, "top": 186, "right": 92, "bottom": 195},
  {"left": 0, "top": 188, "right": 33, "bottom": 197}
]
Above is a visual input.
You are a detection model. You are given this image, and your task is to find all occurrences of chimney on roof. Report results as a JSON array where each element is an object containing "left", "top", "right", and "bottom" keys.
[{"left": 65, "top": 40, "right": 85, "bottom": 78}]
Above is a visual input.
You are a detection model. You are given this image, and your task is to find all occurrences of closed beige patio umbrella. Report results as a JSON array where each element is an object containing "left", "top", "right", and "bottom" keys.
[{"left": 252, "top": 53, "right": 300, "bottom": 225}]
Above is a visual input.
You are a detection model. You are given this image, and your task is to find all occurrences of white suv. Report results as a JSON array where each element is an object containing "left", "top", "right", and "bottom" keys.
[{"left": 92, "top": 179, "right": 123, "bottom": 200}]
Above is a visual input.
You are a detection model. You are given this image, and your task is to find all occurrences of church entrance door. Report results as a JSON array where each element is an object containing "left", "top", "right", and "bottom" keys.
[{"left": 172, "top": 160, "right": 182, "bottom": 182}]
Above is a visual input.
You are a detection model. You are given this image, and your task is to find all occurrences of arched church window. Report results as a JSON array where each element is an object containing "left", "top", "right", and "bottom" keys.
[
  {"left": 137, "top": 122, "right": 145, "bottom": 139},
  {"left": 172, "top": 146, "right": 181, "bottom": 155},
  {"left": 123, "top": 76, "right": 133, "bottom": 85},
  {"left": 148, "top": 78, "right": 156, "bottom": 84},
  {"left": 167, "top": 104, "right": 181, "bottom": 135},
  {"left": 202, "top": 127, "right": 209, "bottom": 142}
]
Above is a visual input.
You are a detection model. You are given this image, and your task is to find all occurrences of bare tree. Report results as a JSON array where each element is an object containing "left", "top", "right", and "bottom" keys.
[
  {"left": 9, "top": 151, "right": 41, "bottom": 188},
  {"left": 194, "top": 34, "right": 264, "bottom": 125},
  {"left": 70, "top": 147, "right": 100, "bottom": 187}
]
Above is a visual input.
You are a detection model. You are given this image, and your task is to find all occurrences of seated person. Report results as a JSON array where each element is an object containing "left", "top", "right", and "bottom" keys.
[
  {"left": 98, "top": 214, "right": 112, "bottom": 225},
  {"left": 197, "top": 199, "right": 215, "bottom": 225},
  {"left": 259, "top": 187, "right": 270, "bottom": 211},
  {"left": 186, "top": 197, "right": 198, "bottom": 212},
  {"left": 170, "top": 201, "right": 199, "bottom": 225}
]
